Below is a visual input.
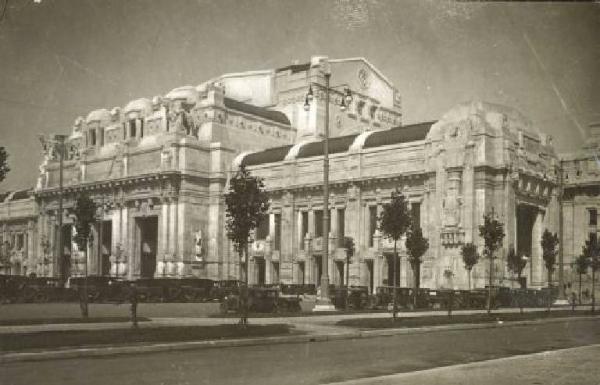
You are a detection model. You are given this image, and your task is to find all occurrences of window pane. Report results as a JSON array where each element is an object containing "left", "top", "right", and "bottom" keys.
[
  {"left": 314, "top": 210, "right": 323, "bottom": 237},
  {"left": 369, "top": 206, "right": 377, "bottom": 247}
]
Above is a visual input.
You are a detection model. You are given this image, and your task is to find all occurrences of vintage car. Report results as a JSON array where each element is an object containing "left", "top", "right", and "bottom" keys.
[{"left": 220, "top": 286, "right": 301, "bottom": 314}]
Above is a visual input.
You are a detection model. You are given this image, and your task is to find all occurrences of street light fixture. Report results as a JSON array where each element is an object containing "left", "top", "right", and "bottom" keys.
[{"left": 304, "top": 61, "right": 352, "bottom": 311}]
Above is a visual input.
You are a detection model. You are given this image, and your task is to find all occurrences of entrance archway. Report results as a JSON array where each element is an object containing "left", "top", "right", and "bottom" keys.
[
  {"left": 137, "top": 217, "right": 158, "bottom": 278},
  {"left": 516, "top": 204, "right": 537, "bottom": 287}
]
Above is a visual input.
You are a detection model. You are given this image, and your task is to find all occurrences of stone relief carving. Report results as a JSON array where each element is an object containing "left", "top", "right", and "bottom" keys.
[
  {"left": 194, "top": 230, "right": 204, "bottom": 260},
  {"left": 160, "top": 146, "right": 173, "bottom": 170},
  {"left": 442, "top": 171, "right": 462, "bottom": 227}
]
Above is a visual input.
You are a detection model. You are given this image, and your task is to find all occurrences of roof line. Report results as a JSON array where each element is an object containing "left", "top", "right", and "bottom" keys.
[{"left": 329, "top": 57, "right": 395, "bottom": 89}]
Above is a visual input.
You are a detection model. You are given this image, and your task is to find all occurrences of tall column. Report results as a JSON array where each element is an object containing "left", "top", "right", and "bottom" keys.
[
  {"left": 373, "top": 255, "right": 382, "bottom": 289},
  {"left": 308, "top": 209, "right": 315, "bottom": 241},
  {"left": 157, "top": 198, "right": 169, "bottom": 276},
  {"left": 297, "top": 210, "right": 303, "bottom": 252},
  {"left": 48, "top": 216, "right": 57, "bottom": 277},
  {"left": 169, "top": 199, "right": 178, "bottom": 256},
  {"left": 532, "top": 210, "right": 544, "bottom": 287}
]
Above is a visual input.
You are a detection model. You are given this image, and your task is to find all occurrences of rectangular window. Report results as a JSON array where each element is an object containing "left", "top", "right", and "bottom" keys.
[
  {"left": 129, "top": 120, "right": 136, "bottom": 138},
  {"left": 140, "top": 120, "right": 144, "bottom": 138},
  {"left": 274, "top": 213, "right": 281, "bottom": 251},
  {"left": 411, "top": 202, "right": 421, "bottom": 229},
  {"left": 123, "top": 123, "right": 127, "bottom": 140},
  {"left": 368, "top": 205, "right": 377, "bottom": 247},
  {"left": 90, "top": 129, "right": 96, "bottom": 146},
  {"left": 314, "top": 210, "right": 323, "bottom": 237},
  {"left": 337, "top": 208, "right": 345, "bottom": 247},
  {"left": 256, "top": 214, "right": 269, "bottom": 240},
  {"left": 99, "top": 128, "right": 104, "bottom": 146},
  {"left": 590, "top": 232, "right": 598, "bottom": 244},
  {"left": 300, "top": 211, "right": 308, "bottom": 250},
  {"left": 589, "top": 209, "right": 597, "bottom": 226}
]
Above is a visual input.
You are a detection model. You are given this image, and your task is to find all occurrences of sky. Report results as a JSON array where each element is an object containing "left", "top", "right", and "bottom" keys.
[{"left": 0, "top": 0, "right": 598, "bottom": 191}]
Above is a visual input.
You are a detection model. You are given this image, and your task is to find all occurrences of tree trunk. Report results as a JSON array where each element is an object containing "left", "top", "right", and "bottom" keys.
[
  {"left": 244, "top": 245, "right": 249, "bottom": 324},
  {"left": 413, "top": 262, "right": 420, "bottom": 308},
  {"left": 592, "top": 269, "right": 596, "bottom": 314},
  {"left": 468, "top": 268, "right": 471, "bottom": 291},
  {"left": 487, "top": 251, "right": 493, "bottom": 315},
  {"left": 547, "top": 269, "right": 553, "bottom": 312},
  {"left": 238, "top": 246, "right": 247, "bottom": 326},
  {"left": 579, "top": 272, "right": 582, "bottom": 305},
  {"left": 345, "top": 251, "right": 350, "bottom": 312},
  {"left": 80, "top": 248, "right": 89, "bottom": 318},
  {"left": 392, "top": 240, "right": 398, "bottom": 321}
]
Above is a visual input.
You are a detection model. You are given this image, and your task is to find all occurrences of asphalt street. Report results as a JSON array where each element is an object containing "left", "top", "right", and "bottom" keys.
[
  {"left": 3, "top": 318, "right": 600, "bottom": 385},
  {"left": 328, "top": 344, "right": 600, "bottom": 385}
]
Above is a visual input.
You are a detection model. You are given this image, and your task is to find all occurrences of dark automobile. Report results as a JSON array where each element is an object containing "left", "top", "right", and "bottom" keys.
[{"left": 220, "top": 286, "right": 301, "bottom": 313}]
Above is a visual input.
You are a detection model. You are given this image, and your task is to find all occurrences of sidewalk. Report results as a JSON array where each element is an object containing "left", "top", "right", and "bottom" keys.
[{"left": 0, "top": 305, "right": 592, "bottom": 335}]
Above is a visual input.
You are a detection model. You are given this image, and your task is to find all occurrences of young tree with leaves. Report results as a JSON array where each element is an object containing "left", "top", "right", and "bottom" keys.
[
  {"left": 378, "top": 189, "right": 411, "bottom": 321},
  {"left": 583, "top": 236, "right": 600, "bottom": 313},
  {"left": 541, "top": 229, "right": 559, "bottom": 290},
  {"left": 224, "top": 165, "right": 269, "bottom": 325},
  {"left": 405, "top": 225, "right": 429, "bottom": 308},
  {"left": 343, "top": 236, "right": 355, "bottom": 311},
  {"left": 478, "top": 211, "right": 505, "bottom": 314},
  {"left": 72, "top": 193, "right": 96, "bottom": 318},
  {"left": 461, "top": 243, "right": 480, "bottom": 290},
  {"left": 506, "top": 245, "right": 527, "bottom": 289},
  {"left": 591, "top": 253, "right": 600, "bottom": 314},
  {"left": 0, "top": 146, "right": 10, "bottom": 184},
  {"left": 574, "top": 253, "right": 589, "bottom": 305}
]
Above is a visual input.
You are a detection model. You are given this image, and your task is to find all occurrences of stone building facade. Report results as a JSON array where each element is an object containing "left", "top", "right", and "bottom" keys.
[
  {"left": 241, "top": 100, "right": 560, "bottom": 292},
  {"left": 0, "top": 56, "right": 594, "bottom": 296},
  {"left": 560, "top": 122, "right": 600, "bottom": 297}
]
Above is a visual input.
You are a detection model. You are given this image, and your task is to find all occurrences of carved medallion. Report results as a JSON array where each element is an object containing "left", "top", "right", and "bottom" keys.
[{"left": 358, "top": 68, "right": 370, "bottom": 90}]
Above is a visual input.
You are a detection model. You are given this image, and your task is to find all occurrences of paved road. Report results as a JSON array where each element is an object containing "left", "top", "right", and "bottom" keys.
[
  {"left": 329, "top": 344, "right": 600, "bottom": 385},
  {"left": 3, "top": 318, "right": 600, "bottom": 385}
]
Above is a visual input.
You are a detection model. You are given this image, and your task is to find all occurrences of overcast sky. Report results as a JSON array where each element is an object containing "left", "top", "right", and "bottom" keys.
[{"left": 0, "top": 0, "right": 598, "bottom": 191}]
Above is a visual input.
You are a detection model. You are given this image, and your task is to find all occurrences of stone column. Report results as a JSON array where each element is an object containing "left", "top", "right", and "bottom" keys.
[
  {"left": 168, "top": 198, "right": 178, "bottom": 276},
  {"left": 532, "top": 210, "right": 544, "bottom": 287},
  {"left": 308, "top": 209, "right": 315, "bottom": 242},
  {"left": 121, "top": 205, "right": 130, "bottom": 279},
  {"left": 373, "top": 255, "right": 383, "bottom": 289},
  {"left": 297, "top": 210, "right": 303, "bottom": 252},
  {"left": 266, "top": 213, "right": 275, "bottom": 284},
  {"left": 156, "top": 198, "right": 170, "bottom": 277}
]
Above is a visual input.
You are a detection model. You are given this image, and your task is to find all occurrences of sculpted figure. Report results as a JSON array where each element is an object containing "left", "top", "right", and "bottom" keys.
[{"left": 194, "top": 230, "right": 203, "bottom": 258}]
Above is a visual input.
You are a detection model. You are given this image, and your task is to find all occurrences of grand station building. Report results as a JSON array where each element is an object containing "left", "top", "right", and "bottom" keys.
[{"left": 0, "top": 56, "right": 596, "bottom": 295}]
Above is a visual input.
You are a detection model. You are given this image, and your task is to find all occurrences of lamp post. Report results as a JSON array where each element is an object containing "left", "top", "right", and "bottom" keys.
[
  {"left": 51, "top": 134, "right": 68, "bottom": 284},
  {"left": 304, "top": 61, "right": 352, "bottom": 310}
]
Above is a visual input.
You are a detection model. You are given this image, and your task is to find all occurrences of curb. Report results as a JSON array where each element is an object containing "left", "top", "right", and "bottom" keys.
[{"left": 1, "top": 315, "right": 598, "bottom": 364}]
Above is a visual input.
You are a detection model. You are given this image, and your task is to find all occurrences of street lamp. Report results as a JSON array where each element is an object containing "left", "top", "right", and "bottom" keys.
[
  {"left": 304, "top": 61, "right": 352, "bottom": 311},
  {"left": 52, "top": 134, "right": 68, "bottom": 284}
]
